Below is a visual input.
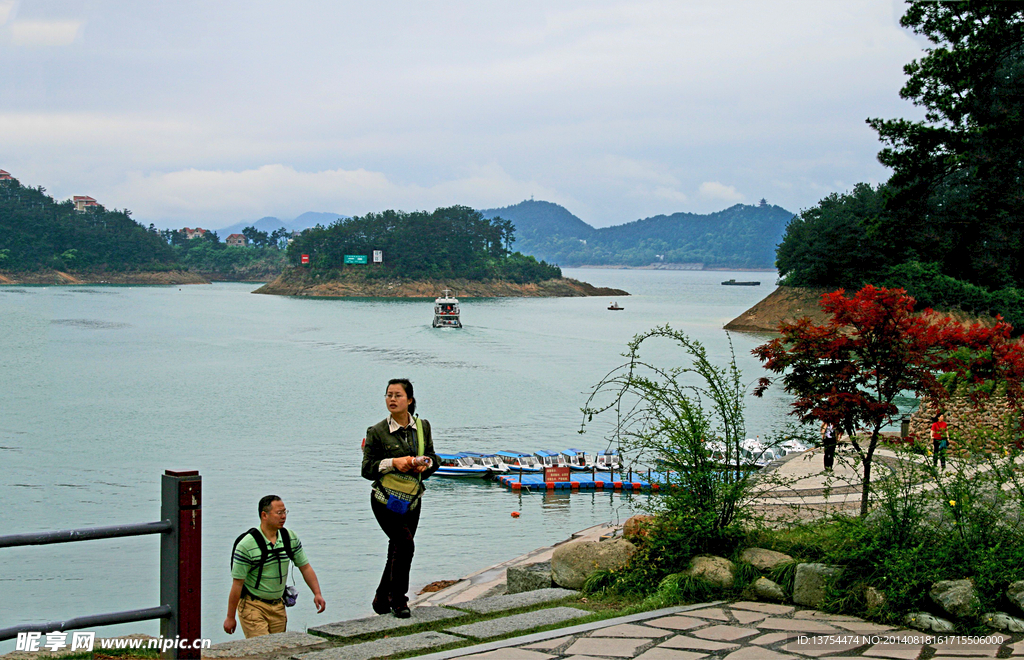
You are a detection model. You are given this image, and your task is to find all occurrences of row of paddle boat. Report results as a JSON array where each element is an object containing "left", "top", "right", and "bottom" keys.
[
  {"left": 434, "top": 438, "right": 814, "bottom": 478},
  {"left": 433, "top": 449, "right": 621, "bottom": 478}
]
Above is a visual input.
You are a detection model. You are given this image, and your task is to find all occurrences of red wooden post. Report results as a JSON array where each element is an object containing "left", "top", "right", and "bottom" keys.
[{"left": 161, "top": 470, "right": 201, "bottom": 660}]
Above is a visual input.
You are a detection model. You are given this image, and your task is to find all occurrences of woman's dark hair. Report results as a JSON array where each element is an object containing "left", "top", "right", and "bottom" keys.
[
  {"left": 932, "top": 414, "right": 941, "bottom": 423},
  {"left": 387, "top": 378, "right": 416, "bottom": 415}
]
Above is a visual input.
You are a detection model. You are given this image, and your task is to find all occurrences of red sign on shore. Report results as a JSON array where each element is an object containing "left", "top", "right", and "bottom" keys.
[
  {"left": 543, "top": 466, "right": 571, "bottom": 483},
  {"left": 301, "top": 254, "right": 309, "bottom": 264}
]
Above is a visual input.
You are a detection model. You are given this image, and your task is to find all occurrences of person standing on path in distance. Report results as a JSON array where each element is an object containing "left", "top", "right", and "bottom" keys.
[
  {"left": 362, "top": 378, "right": 440, "bottom": 618},
  {"left": 820, "top": 421, "right": 838, "bottom": 471},
  {"left": 224, "top": 496, "right": 326, "bottom": 637},
  {"left": 931, "top": 413, "right": 949, "bottom": 469}
]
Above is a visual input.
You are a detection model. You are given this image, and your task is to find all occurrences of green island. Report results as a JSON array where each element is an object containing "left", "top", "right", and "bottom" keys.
[{"left": 255, "top": 205, "right": 627, "bottom": 297}]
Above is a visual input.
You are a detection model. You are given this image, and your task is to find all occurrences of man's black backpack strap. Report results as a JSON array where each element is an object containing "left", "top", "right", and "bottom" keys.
[{"left": 231, "top": 527, "right": 296, "bottom": 592}]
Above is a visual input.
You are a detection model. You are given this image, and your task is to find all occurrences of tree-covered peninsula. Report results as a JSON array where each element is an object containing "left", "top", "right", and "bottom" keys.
[
  {"left": 259, "top": 206, "right": 626, "bottom": 297},
  {"left": 765, "top": 1, "right": 1024, "bottom": 330},
  {"left": 0, "top": 177, "right": 177, "bottom": 274}
]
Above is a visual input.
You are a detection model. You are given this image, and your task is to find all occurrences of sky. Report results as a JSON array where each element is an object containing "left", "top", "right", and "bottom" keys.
[{"left": 0, "top": 0, "right": 929, "bottom": 229}]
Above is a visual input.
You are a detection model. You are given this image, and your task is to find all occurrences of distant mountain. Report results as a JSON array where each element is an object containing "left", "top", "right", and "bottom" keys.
[
  {"left": 480, "top": 199, "right": 794, "bottom": 269},
  {"left": 215, "top": 212, "right": 348, "bottom": 237}
]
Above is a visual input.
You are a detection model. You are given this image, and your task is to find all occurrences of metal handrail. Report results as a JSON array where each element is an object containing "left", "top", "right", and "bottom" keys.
[
  {"left": 0, "top": 521, "right": 173, "bottom": 548},
  {"left": 0, "top": 470, "right": 201, "bottom": 659},
  {"left": 0, "top": 607, "right": 173, "bottom": 639}
]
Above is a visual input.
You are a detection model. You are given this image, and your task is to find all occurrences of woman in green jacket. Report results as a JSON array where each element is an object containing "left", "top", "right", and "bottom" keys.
[{"left": 361, "top": 378, "right": 440, "bottom": 618}]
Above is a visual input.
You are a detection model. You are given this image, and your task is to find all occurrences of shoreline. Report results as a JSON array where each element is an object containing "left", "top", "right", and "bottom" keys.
[
  {"left": 0, "top": 270, "right": 210, "bottom": 285},
  {"left": 253, "top": 272, "right": 628, "bottom": 298}
]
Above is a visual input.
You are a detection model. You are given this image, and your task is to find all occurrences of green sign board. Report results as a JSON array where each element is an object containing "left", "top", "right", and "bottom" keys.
[{"left": 344, "top": 255, "right": 368, "bottom": 264}]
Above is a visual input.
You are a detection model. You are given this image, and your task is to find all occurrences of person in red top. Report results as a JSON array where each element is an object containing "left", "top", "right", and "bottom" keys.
[{"left": 931, "top": 413, "right": 948, "bottom": 469}]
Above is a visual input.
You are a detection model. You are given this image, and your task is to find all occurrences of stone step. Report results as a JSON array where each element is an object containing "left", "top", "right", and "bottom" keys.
[
  {"left": 443, "top": 588, "right": 578, "bottom": 614},
  {"left": 293, "top": 631, "right": 463, "bottom": 660},
  {"left": 444, "top": 607, "right": 592, "bottom": 640},
  {"left": 308, "top": 606, "right": 468, "bottom": 640}
]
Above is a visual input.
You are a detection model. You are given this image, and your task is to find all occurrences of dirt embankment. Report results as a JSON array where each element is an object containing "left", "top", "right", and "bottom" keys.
[
  {"left": 0, "top": 270, "right": 209, "bottom": 285},
  {"left": 253, "top": 271, "right": 628, "bottom": 298},
  {"left": 724, "top": 286, "right": 832, "bottom": 333}
]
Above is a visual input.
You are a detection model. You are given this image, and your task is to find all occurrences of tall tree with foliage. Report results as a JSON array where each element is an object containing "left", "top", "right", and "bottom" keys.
[
  {"left": 867, "top": 1, "right": 1024, "bottom": 290},
  {"left": 754, "top": 285, "right": 1024, "bottom": 516}
]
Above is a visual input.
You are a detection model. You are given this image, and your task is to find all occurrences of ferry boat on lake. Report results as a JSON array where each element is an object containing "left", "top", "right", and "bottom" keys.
[
  {"left": 560, "top": 448, "right": 594, "bottom": 471},
  {"left": 432, "top": 289, "right": 462, "bottom": 328},
  {"left": 496, "top": 450, "right": 543, "bottom": 472}
]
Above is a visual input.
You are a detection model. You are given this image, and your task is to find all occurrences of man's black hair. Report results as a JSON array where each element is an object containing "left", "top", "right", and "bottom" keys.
[
  {"left": 258, "top": 494, "right": 281, "bottom": 517},
  {"left": 387, "top": 378, "right": 416, "bottom": 416}
]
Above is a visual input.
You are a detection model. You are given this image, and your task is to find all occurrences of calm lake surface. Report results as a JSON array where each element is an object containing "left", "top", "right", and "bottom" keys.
[{"left": 0, "top": 268, "right": 792, "bottom": 646}]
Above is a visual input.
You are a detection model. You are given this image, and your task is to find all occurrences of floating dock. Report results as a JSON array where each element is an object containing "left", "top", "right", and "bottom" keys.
[{"left": 494, "top": 471, "right": 659, "bottom": 492}]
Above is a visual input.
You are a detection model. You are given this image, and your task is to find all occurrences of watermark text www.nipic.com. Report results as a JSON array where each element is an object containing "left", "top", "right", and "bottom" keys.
[{"left": 16, "top": 632, "right": 213, "bottom": 653}]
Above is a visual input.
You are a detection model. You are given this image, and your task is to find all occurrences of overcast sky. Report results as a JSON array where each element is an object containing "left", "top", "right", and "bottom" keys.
[{"left": 1, "top": 0, "right": 927, "bottom": 229}]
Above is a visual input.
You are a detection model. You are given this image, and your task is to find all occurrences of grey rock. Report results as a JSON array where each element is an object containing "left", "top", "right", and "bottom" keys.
[
  {"left": 930, "top": 579, "right": 981, "bottom": 618},
  {"left": 1009, "top": 581, "right": 1024, "bottom": 615},
  {"left": 684, "top": 555, "right": 735, "bottom": 588},
  {"left": 447, "top": 587, "right": 578, "bottom": 614},
  {"left": 309, "top": 606, "right": 466, "bottom": 639},
  {"left": 792, "top": 563, "right": 840, "bottom": 608},
  {"left": 864, "top": 586, "right": 887, "bottom": 611},
  {"left": 983, "top": 612, "right": 1024, "bottom": 632},
  {"left": 206, "top": 632, "right": 326, "bottom": 658},
  {"left": 550, "top": 538, "right": 636, "bottom": 589},
  {"left": 739, "top": 548, "right": 793, "bottom": 572},
  {"left": 294, "top": 631, "right": 461, "bottom": 660},
  {"left": 904, "top": 612, "right": 956, "bottom": 633},
  {"left": 507, "top": 561, "right": 553, "bottom": 594},
  {"left": 749, "top": 576, "right": 786, "bottom": 602},
  {"left": 445, "top": 606, "right": 591, "bottom": 639}
]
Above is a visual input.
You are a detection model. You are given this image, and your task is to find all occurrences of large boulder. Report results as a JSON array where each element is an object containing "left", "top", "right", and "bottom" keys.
[
  {"left": 739, "top": 548, "right": 793, "bottom": 572},
  {"left": 684, "top": 555, "right": 735, "bottom": 588},
  {"left": 623, "top": 515, "right": 656, "bottom": 542},
  {"left": 506, "top": 561, "right": 553, "bottom": 594},
  {"left": 550, "top": 539, "right": 636, "bottom": 589},
  {"left": 792, "top": 563, "right": 840, "bottom": 608},
  {"left": 905, "top": 612, "right": 956, "bottom": 633},
  {"left": 930, "top": 579, "right": 981, "bottom": 618},
  {"left": 1008, "top": 581, "right": 1024, "bottom": 615}
]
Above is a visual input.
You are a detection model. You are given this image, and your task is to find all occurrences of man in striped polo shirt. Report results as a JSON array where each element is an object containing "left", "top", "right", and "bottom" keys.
[{"left": 224, "top": 495, "right": 327, "bottom": 637}]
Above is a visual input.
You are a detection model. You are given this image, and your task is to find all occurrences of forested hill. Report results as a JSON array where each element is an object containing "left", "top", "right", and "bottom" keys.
[
  {"left": 480, "top": 200, "right": 794, "bottom": 268},
  {"left": 0, "top": 177, "right": 175, "bottom": 271}
]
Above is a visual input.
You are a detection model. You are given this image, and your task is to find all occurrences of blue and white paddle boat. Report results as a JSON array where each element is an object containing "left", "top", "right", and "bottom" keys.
[
  {"left": 459, "top": 451, "right": 509, "bottom": 473},
  {"left": 496, "top": 450, "right": 543, "bottom": 472},
  {"left": 594, "top": 448, "right": 621, "bottom": 471},
  {"left": 433, "top": 453, "right": 491, "bottom": 478},
  {"left": 534, "top": 450, "right": 567, "bottom": 469},
  {"left": 560, "top": 448, "right": 593, "bottom": 471}
]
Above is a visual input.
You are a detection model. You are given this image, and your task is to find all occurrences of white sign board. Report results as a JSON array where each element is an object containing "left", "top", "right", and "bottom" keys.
[{"left": 373, "top": 250, "right": 383, "bottom": 263}]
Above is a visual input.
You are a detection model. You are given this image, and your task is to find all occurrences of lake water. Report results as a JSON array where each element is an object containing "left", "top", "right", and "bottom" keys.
[{"left": 0, "top": 268, "right": 792, "bottom": 647}]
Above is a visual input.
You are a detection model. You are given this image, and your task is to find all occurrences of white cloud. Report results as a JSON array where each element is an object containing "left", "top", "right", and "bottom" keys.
[
  {"left": 118, "top": 163, "right": 561, "bottom": 227},
  {"left": 699, "top": 181, "right": 744, "bottom": 203},
  {"left": 0, "top": 1, "right": 16, "bottom": 26},
  {"left": 10, "top": 20, "right": 81, "bottom": 46}
]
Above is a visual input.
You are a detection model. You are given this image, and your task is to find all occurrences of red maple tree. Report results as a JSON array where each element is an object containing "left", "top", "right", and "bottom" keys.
[{"left": 753, "top": 285, "right": 1024, "bottom": 516}]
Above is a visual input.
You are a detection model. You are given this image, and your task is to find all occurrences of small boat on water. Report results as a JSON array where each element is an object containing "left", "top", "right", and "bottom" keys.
[
  {"left": 432, "top": 289, "right": 463, "bottom": 328},
  {"left": 459, "top": 451, "right": 509, "bottom": 473},
  {"left": 608, "top": 302, "right": 624, "bottom": 310},
  {"left": 594, "top": 448, "right": 621, "bottom": 471},
  {"left": 496, "top": 450, "right": 543, "bottom": 472},
  {"left": 560, "top": 448, "right": 594, "bottom": 471},
  {"left": 721, "top": 279, "right": 761, "bottom": 286},
  {"left": 433, "top": 453, "right": 491, "bottom": 477},
  {"left": 534, "top": 450, "right": 567, "bottom": 469}
]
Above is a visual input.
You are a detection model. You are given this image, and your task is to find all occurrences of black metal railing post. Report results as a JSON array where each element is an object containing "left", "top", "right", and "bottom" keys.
[{"left": 160, "top": 470, "right": 202, "bottom": 660}]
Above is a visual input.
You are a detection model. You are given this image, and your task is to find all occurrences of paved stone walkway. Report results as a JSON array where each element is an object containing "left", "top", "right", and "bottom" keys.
[{"left": 408, "top": 600, "right": 1022, "bottom": 660}]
